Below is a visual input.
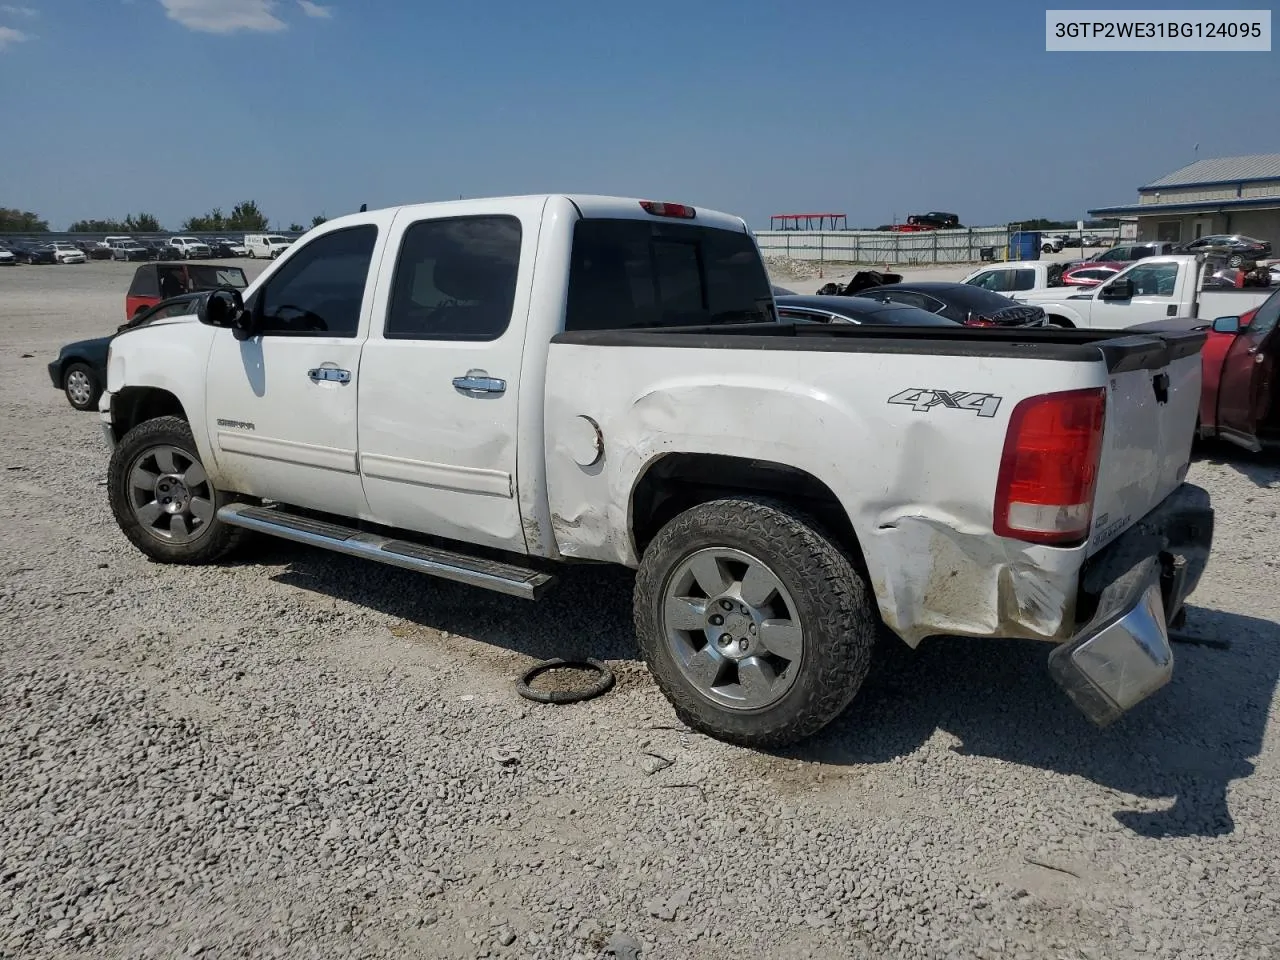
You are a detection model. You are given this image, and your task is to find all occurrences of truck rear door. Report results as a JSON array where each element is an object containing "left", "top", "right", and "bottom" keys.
[{"left": 1086, "top": 334, "right": 1205, "bottom": 554}]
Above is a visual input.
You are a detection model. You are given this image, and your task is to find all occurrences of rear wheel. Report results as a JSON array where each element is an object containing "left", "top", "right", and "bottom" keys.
[
  {"left": 107, "top": 416, "right": 247, "bottom": 565},
  {"left": 62, "top": 362, "right": 101, "bottom": 411},
  {"left": 633, "top": 497, "right": 878, "bottom": 748},
  {"left": 1228, "top": 254, "right": 1244, "bottom": 268}
]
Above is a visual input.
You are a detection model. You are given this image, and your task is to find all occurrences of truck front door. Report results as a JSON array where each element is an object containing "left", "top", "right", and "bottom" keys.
[
  {"left": 1088, "top": 261, "right": 1182, "bottom": 329},
  {"left": 1216, "top": 290, "right": 1280, "bottom": 451},
  {"left": 204, "top": 221, "right": 386, "bottom": 517},
  {"left": 356, "top": 199, "right": 543, "bottom": 553}
]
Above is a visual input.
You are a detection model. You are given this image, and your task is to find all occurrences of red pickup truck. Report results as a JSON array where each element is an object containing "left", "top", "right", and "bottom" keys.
[{"left": 1134, "top": 285, "right": 1279, "bottom": 451}]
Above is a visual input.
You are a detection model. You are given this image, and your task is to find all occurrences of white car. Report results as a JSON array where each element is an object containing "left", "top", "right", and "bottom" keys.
[
  {"left": 99, "top": 193, "right": 1214, "bottom": 748},
  {"left": 49, "top": 242, "right": 87, "bottom": 264},
  {"left": 0, "top": 247, "right": 15, "bottom": 266},
  {"left": 1040, "top": 234, "right": 1067, "bottom": 253},
  {"left": 169, "top": 237, "right": 212, "bottom": 259}
]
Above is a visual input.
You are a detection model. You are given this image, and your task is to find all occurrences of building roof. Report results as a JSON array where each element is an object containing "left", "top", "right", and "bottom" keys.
[
  {"left": 1142, "top": 153, "right": 1280, "bottom": 190},
  {"left": 1088, "top": 196, "right": 1280, "bottom": 218}
]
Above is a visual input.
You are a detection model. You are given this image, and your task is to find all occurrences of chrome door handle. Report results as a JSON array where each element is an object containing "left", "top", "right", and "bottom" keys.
[
  {"left": 453, "top": 371, "right": 506, "bottom": 395},
  {"left": 308, "top": 367, "right": 351, "bottom": 383}
]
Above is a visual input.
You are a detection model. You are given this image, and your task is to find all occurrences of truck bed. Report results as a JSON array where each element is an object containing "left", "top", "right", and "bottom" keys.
[
  {"left": 552, "top": 320, "right": 1206, "bottom": 373},
  {"left": 545, "top": 320, "right": 1205, "bottom": 646}
]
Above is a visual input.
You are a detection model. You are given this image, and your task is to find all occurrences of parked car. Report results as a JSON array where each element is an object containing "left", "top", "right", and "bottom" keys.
[
  {"left": 244, "top": 233, "right": 293, "bottom": 259},
  {"left": 112, "top": 240, "right": 151, "bottom": 262},
  {"left": 0, "top": 245, "right": 15, "bottom": 266},
  {"left": 1131, "top": 285, "right": 1280, "bottom": 450},
  {"left": 1032, "top": 255, "right": 1274, "bottom": 328},
  {"left": 168, "top": 237, "right": 212, "bottom": 259},
  {"left": 1175, "top": 234, "right": 1272, "bottom": 268},
  {"left": 48, "top": 293, "right": 209, "bottom": 411},
  {"left": 16, "top": 243, "right": 58, "bottom": 265},
  {"left": 140, "top": 239, "right": 172, "bottom": 260},
  {"left": 1041, "top": 235, "right": 1067, "bottom": 253},
  {"left": 100, "top": 194, "right": 1214, "bottom": 746},
  {"left": 48, "top": 242, "right": 87, "bottom": 264},
  {"left": 1088, "top": 242, "right": 1179, "bottom": 264},
  {"left": 774, "top": 295, "right": 961, "bottom": 326},
  {"left": 124, "top": 262, "right": 249, "bottom": 318},
  {"left": 852, "top": 281, "right": 1050, "bottom": 327},
  {"left": 1061, "top": 262, "right": 1124, "bottom": 287},
  {"left": 86, "top": 241, "right": 115, "bottom": 260},
  {"left": 215, "top": 237, "right": 248, "bottom": 257}
]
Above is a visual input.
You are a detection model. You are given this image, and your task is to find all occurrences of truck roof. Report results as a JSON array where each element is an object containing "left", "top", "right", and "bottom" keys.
[{"left": 317, "top": 194, "right": 751, "bottom": 235}]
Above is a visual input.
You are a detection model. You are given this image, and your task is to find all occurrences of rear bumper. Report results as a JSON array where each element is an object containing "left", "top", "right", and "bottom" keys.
[{"left": 1049, "top": 483, "right": 1213, "bottom": 726}]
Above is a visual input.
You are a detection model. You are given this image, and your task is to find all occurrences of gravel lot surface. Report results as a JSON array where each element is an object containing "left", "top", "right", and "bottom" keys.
[{"left": 2, "top": 260, "right": 1279, "bottom": 960}]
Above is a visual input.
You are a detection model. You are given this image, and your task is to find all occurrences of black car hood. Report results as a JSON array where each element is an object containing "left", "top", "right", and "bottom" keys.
[{"left": 59, "top": 335, "right": 113, "bottom": 357}]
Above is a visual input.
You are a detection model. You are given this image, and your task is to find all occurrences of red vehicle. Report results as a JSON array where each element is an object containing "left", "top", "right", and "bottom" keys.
[
  {"left": 124, "top": 262, "right": 248, "bottom": 319},
  {"left": 1133, "top": 286, "right": 1280, "bottom": 450},
  {"left": 1061, "top": 262, "right": 1123, "bottom": 287}
]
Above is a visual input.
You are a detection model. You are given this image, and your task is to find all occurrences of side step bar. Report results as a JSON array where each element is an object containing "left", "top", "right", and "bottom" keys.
[{"left": 216, "top": 503, "right": 557, "bottom": 600}]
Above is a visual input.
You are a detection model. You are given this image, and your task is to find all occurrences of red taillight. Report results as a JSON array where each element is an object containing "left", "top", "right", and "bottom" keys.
[
  {"left": 639, "top": 200, "right": 696, "bottom": 219},
  {"left": 965, "top": 317, "right": 997, "bottom": 327},
  {"left": 993, "top": 387, "right": 1106, "bottom": 545}
]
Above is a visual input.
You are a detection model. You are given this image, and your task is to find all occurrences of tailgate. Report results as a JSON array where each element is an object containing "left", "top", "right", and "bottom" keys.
[{"left": 1087, "top": 333, "right": 1204, "bottom": 555}]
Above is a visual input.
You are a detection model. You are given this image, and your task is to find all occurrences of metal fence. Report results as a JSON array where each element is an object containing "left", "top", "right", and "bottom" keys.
[{"left": 754, "top": 227, "right": 1123, "bottom": 265}]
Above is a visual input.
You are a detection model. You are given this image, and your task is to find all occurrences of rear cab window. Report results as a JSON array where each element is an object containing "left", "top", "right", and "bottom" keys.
[{"left": 564, "top": 219, "right": 773, "bottom": 332}]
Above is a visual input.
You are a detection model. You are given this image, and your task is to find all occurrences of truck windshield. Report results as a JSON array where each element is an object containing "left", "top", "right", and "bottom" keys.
[{"left": 565, "top": 218, "right": 774, "bottom": 331}]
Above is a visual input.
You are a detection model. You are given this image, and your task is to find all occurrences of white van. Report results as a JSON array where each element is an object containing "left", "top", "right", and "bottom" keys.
[{"left": 244, "top": 234, "right": 294, "bottom": 259}]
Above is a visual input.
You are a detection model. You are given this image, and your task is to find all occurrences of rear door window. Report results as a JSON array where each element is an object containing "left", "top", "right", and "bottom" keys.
[{"left": 565, "top": 219, "right": 773, "bottom": 332}]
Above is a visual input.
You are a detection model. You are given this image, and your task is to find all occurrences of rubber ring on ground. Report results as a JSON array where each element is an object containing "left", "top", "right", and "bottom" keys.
[{"left": 516, "top": 658, "right": 616, "bottom": 705}]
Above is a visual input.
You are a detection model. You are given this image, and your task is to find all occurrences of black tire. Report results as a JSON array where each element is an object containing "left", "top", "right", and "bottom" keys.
[
  {"left": 107, "top": 416, "right": 247, "bottom": 565},
  {"left": 633, "top": 496, "right": 878, "bottom": 748},
  {"left": 62, "top": 361, "right": 102, "bottom": 411},
  {"left": 1047, "top": 315, "right": 1074, "bottom": 328},
  {"left": 1228, "top": 254, "right": 1243, "bottom": 268}
]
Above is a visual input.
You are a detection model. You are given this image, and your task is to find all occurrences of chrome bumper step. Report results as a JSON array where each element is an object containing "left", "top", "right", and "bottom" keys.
[{"left": 217, "top": 503, "right": 556, "bottom": 600}]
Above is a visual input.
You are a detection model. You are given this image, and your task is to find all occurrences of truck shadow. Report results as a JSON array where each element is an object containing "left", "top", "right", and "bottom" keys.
[
  {"left": 1194, "top": 442, "right": 1280, "bottom": 488},
  {"left": 264, "top": 548, "right": 644, "bottom": 664},
  {"left": 787, "top": 605, "right": 1278, "bottom": 840},
  {"left": 260, "top": 545, "right": 1275, "bottom": 840}
]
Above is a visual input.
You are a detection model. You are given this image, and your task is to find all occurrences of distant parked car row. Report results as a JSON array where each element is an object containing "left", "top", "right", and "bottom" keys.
[{"left": 0, "top": 234, "right": 289, "bottom": 264}]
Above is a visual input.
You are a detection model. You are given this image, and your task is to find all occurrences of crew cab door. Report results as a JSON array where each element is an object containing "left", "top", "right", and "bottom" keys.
[
  {"left": 204, "top": 219, "right": 389, "bottom": 517},
  {"left": 1087, "top": 261, "right": 1183, "bottom": 329},
  {"left": 1216, "top": 291, "right": 1280, "bottom": 451},
  {"left": 356, "top": 198, "right": 544, "bottom": 552}
]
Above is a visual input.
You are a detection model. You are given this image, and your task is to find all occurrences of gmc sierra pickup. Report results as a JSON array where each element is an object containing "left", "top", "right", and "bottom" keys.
[{"left": 97, "top": 194, "right": 1214, "bottom": 747}]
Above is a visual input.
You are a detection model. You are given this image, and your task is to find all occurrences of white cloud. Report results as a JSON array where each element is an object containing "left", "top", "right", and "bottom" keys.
[
  {"left": 0, "top": 25, "right": 30, "bottom": 48},
  {"left": 0, "top": 5, "right": 38, "bottom": 17},
  {"left": 159, "top": 0, "right": 286, "bottom": 34},
  {"left": 296, "top": 0, "right": 331, "bottom": 18}
]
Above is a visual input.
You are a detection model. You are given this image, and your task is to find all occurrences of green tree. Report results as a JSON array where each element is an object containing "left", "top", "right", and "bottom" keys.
[
  {"left": 70, "top": 212, "right": 162, "bottom": 233},
  {"left": 0, "top": 207, "right": 50, "bottom": 231},
  {"left": 288, "top": 222, "right": 304, "bottom": 232},
  {"left": 311, "top": 213, "right": 328, "bottom": 228},
  {"left": 182, "top": 200, "right": 269, "bottom": 233}
]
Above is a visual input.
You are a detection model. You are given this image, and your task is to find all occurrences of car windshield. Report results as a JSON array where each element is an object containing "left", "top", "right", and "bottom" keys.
[{"left": 186, "top": 266, "right": 248, "bottom": 289}]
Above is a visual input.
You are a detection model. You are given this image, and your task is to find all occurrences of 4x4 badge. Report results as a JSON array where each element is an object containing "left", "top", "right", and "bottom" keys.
[{"left": 887, "top": 388, "right": 1003, "bottom": 418}]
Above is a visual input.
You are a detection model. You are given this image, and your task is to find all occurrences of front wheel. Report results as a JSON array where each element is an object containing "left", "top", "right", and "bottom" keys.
[
  {"left": 633, "top": 497, "right": 878, "bottom": 748},
  {"left": 62, "top": 362, "right": 101, "bottom": 411},
  {"left": 1228, "top": 254, "right": 1244, "bottom": 268},
  {"left": 107, "top": 416, "right": 248, "bottom": 565}
]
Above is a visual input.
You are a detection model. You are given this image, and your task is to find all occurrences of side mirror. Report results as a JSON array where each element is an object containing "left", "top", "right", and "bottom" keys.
[
  {"left": 1211, "top": 315, "right": 1241, "bottom": 335},
  {"left": 1100, "top": 278, "right": 1134, "bottom": 300},
  {"left": 199, "top": 287, "right": 255, "bottom": 340}
]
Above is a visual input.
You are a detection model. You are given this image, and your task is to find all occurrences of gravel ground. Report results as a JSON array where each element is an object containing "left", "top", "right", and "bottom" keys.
[{"left": 2, "top": 260, "right": 1279, "bottom": 960}]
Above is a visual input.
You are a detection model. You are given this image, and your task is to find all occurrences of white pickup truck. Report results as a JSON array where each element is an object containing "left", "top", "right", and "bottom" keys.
[
  {"left": 1026, "top": 255, "right": 1273, "bottom": 329},
  {"left": 97, "top": 194, "right": 1214, "bottom": 747}
]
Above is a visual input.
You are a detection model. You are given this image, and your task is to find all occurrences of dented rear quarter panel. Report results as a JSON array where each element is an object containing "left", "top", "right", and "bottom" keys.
[{"left": 543, "top": 341, "right": 1110, "bottom": 647}]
